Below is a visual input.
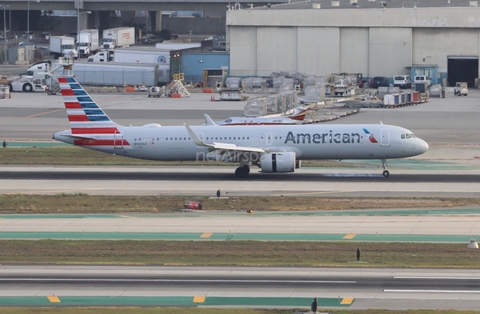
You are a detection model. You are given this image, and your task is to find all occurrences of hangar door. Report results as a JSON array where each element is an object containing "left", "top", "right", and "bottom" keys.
[{"left": 447, "top": 56, "right": 478, "bottom": 87}]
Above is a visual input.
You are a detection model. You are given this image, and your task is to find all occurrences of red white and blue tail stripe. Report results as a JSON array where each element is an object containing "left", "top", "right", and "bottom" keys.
[{"left": 57, "top": 77, "right": 131, "bottom": 148}]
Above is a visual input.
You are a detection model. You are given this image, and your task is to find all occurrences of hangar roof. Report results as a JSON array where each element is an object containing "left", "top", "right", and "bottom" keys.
[{"left": 256, "top": 0, "right": 480, "bottom": 10}]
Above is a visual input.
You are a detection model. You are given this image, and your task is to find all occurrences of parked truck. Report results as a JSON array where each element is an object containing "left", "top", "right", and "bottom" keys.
[
  {"left": 88, "top": 47, "right": 169, "bottom": 64},
  {"left": 87, "top": 50, "right": 114, "bottom": 62},
  {"left": 77, "top": 29, "right": 99, "bottom": 58},
  {"left": 50, "top": 36, "right": 78, "bottom": 59},
  {"left": 8, "top": 76, "right": 47, "bottom": 92},
  {"left": 102, "top": 27, "right": 135, "bottom": 50}
]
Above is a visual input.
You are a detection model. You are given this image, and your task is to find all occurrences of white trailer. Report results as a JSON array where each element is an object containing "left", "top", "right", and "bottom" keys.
[
  {"left": 50, "top": 36, "right": 78, "bottom": 59},
  {"left": 102, "top": 27, "right": 135, "bottom": 49},
  {"left": 113, "top": 47, "right": 170, "bottom": 64},
  {"left": 72, "top": 62, "right": 160, "bottom": 87},
  {"left": 77, "top": 29, "right": 99, "bottom": 58},
  {"left": 88, "top": 47, "right": 170, "bottom": 64}
]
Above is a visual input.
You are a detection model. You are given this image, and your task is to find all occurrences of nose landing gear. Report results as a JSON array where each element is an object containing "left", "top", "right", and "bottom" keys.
[{"left": 382, "top": 159, "right": 390, "bottom": 177}]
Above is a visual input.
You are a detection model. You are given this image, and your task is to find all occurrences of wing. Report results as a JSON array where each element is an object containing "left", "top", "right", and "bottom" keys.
[{"left": 184, "top": 124, "right": 265, "bottom": 154}]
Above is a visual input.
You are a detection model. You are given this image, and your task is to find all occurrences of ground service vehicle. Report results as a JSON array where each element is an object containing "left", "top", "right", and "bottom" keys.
[
  {"left": 393, "top": 75, "right": 411, "bottom": 89},
  {"left": 77, "top": 29, "right": 99, "bottom": 58},
  {"left": 9, "top": 77, "right": 47, "bottom": 92},
  {"left": 102, "top": 27, "right": 135, "bottom": 49},
  {"left": 414, "top": 75, "right": 431, "bottom": 87},
  {"left": 148, "top": 86, "right": 164, "bottom": 97},
  {"left": 50, "top": 36, "right": 78, "bottom": 59},
  {"left": 141, "top": 34, "right": 164, "bottom": 44},
  {"left": 370, "top": 76, "right": 389, "bottom": 88},
  {"left": 454, "top": 82, "right": 468, "bottom": 96}
]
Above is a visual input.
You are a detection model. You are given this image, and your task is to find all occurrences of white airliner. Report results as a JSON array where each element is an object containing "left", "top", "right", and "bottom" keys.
[
  {"left": 206, "top": 107, "right": 311, "bottom": 126},
  {"left": 53, "top": 77, "right": 429, "bottom": 177}
]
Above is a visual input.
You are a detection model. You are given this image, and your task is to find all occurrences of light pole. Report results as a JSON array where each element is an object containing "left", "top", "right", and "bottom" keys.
[
  {"left": 26, "top": 0, "right": 40, "bottom": 63},
  {"left": 0, "top": 5, "right": 8, "bottom": 64}
]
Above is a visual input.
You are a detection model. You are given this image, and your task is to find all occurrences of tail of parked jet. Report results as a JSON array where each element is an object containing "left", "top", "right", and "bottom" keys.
[
  {"left": 287, "top": 107, "right": 311, "bottom": 121},
  {"left": 54, "top": 77, "right": 130, "bottom": 149}
]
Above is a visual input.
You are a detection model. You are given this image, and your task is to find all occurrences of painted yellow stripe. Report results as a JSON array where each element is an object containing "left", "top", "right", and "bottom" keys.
[
  {"left": 343, "top": 234, "right": 356, "bottom": 239},
  {"left": 340, "top": 297, "right": 354, "bottom": 305},
  {"left": 47, "top": 296, "right": 61, "bottom": 303},
  {"left": 193, "top": 296, "right": 205, "bottom": 303},
  {"left": 200, "top": 232, "right": 212, "bottom": 238}
]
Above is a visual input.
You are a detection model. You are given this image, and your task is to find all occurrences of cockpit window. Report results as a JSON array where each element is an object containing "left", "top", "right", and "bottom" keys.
[{"left": 402, "top": 133, "right": 417, "bottom": 139}]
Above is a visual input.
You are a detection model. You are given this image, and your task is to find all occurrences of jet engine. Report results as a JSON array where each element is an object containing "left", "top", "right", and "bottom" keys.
[{"left": 260, "top": 152, "right": 296, "bottom": 173}]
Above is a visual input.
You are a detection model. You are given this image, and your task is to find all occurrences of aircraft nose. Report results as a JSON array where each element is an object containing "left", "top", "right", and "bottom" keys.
[{"left": 419, "top": 139, "right": 429, "bottom": 153}]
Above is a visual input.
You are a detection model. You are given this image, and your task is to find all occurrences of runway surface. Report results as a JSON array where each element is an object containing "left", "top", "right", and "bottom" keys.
[
  {"left": 2, "top": 266, "right": 480, "bottom": 310},
  {"left": 1, "top": 165, "right": 480, "bottom": 197},
  {"left": 1, "top": 208, "right": 480, "bottom": 241}
]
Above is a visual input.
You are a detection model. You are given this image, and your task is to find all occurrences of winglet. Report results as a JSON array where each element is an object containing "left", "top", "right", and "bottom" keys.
[
  {"left": 184, "top": 123, "right": 207, "bottom": 146},
  {"left": 204, "top": 114, "right": 217, "bottom": 126}
]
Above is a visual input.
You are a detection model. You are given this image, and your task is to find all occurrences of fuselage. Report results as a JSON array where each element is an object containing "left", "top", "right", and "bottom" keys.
[{"left": 53, "top": 123, "right": 429, "bottom": 162}]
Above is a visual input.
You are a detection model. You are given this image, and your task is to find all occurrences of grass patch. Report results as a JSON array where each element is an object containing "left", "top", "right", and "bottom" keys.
[
  {"left": 1, "top": 240, "right": 479, "bottom": 267},
  {"left": 0, "top": 194, "right": 478, "bottom": 213}
]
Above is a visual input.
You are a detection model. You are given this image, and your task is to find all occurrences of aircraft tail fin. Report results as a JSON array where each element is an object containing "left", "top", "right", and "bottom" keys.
[
  {"left": 204, "top": 114, "right": 217, "bottom": 126},
  {"left": 58, "top": 77, "right": 122, "bottom": 135},
  {"left": 287, "top": 107, "right": 311, "bottom": 121}
]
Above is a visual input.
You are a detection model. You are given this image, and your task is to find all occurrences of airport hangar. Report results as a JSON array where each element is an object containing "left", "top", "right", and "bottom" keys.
[{"left": 225, "top": 0, "right": 480, "bottom": 87}]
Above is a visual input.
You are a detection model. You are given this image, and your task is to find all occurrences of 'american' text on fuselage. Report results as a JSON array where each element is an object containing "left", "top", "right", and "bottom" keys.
[{"left": 284, "top": 131, "right": 362, "bottom": 144}]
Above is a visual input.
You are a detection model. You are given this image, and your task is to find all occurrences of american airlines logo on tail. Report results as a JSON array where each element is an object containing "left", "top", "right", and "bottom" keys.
[{"left": 58, "top": 77, "right": 130, "bottom": 148}]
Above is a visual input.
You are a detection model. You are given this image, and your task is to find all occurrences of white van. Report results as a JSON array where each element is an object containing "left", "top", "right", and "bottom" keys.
[
  {"left": 414, "top": 75, "right": 431, "bottom": 87},
  {"left": 393, "top": 75, "right": 411, "bottom": 89}
]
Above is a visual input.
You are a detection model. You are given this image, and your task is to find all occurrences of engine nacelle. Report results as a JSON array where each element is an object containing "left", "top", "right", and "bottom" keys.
[{"left": 260, "top": 152, "right": 296, "bottom": 173}]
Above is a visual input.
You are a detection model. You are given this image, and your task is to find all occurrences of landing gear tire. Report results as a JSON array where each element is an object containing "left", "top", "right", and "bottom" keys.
[
  {"left": 383, "top": 170, "right": 390, "bottom": 177},
  {"left": 235, "top": 165, "right": 250, "bottom": 178}
]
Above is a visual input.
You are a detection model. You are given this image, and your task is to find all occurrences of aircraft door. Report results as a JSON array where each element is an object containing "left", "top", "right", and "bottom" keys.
[
  {"left": 266, "top": 133, "right": 273, "bottom": 145},
  {"left": 380, "top": 128, "right": 390, "bottom": 147},
  {"left": 114, "top": 131, "right": 124, "bottom": 149}
]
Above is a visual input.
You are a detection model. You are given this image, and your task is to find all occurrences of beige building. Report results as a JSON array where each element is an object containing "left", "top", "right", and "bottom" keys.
[{"left": 226, "top": 0, "right": 480, "bottom": 86}]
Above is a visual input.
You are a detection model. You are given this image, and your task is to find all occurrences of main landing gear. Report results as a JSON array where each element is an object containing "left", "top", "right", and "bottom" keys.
[
  {"left": 235, "top": 165, "right": 250, "bottom": 178},
  {"left": 382, "top": 159, "right": 389, "bottom": 177}
]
